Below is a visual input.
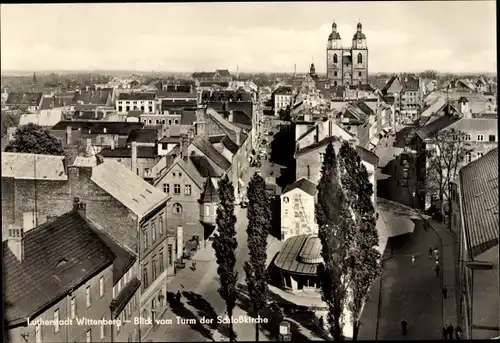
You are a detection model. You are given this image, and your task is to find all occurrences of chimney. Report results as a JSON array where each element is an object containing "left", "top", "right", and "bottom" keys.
[
  {"left": 235, "top": 131, "right": 241, "bottom": 146},
  {"left": 7, "top": 225, "right": 24, "bottom": 261},
  {"left": 66, "top": 125, "right": 72, "bottom": 145},
  {"left": 228, "top": 110, "right": 234, "bottom": 122},
  {"left": 73, "top": 197, "right": 86, "bottom": 217},
  {"left": 131, "top": 141, "right": 138, "bottom": 175}
]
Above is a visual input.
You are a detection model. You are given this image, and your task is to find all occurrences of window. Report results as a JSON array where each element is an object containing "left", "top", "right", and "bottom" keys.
[
  {"left": 126, "top": 106, "right": 130, "bottom": 112},
  {"left": 307, "top": 165, "right": 310, "bottom": 179},
  {"left": 159, "top": 252, "right": 164, "bottom": 272},
  {"left": 100, "top": 318, "right": 105, "bottom": 339},
  {"left": 118, "top": 106, "right": 122, "bottom": 112},
  {"left": 489, "top": 134, "right": 496, "bottom": 142},
  {"left": 465, "top": 152, "right": 472, "bottom": 163},
  {"left": 359, "top": 72, "right": 362, "bottom": 77},
  {"left": 152, "top": 256, "right": 157, "bottom": 281},
  {"left": 174, "top": 184, "right": 181, "bottom": 194},
  {"left": 86, "top": 329, "right": 92, "bottom": 343},
  {"left": 99, "top": 276, "right": 104, "bottom": 297},
  {"left": 319, "top": 153, "right": 325, "bottom": 162},
  {"left": 54, "top": 309, "right": 60, "bottom": 333},
  {"left": 465, "top": 134, "right": 471, "bottom": 141},
  {"left": 178, "top": 172, "right": 182, "bottom": 177},
  {"left": 152, "top": 221, "right": 157, "bottom": 242},
  {"left": 205, "top": 204, "right": 211, "bottom": 216},
  {"left": 477, "top": 134, "right": 484, "bottom": 141},
  {"left": 145, "top": 168, "right": 150, "bottom": 175},
  {"left": 159, "top": 215, "right": 164, "bottom": 236},
  {"left": 295, "top": 222, "right": 300, "bottom": 235},
  {"left": 334, "top": 71, "right": 337, "bottom": 77},
  {"left": 173, "top": 203, "right": 182, "bottom": 214},
  {"left": 163, "top": 184, "right": 170, "bottom": 193},
  {"left": 156, "top": 120, "right": 159, "bottom": 124},
  {"left": 333, "top": 54, "right": 338, "bottom": 63},
  {"left": 295, "top": 211, "right": 300, "bottom": 218},
  {"left": 149, "top": 106, "right": 153, "bottom": 112},
  {"left": 477, "top": 152, "right": 484, "bottom": 158},
  {"left": 284, "top": 209, "right": 289, "bottom": 215},
  {"left": 143, "top": 228, "right": 148, "bottom": 250},
  {"left": 185, "top": 184, "right": 192, "bottom": 195},
  {"left": 86, "top": 285, "right": 91, "bottom": 307},
  {"left": 174, "top": 120, "right": 179, "bottom": 124},
  {"left": 141, "top": 106, "right": 144, "bottom": 112},
  {"left": 148, "top": 119, "right": 152, "bottom": 124},
  {"left": 168, "top": 244, "right": 173, "bottom": 265},
  {"left": 357, "top": 53, "right": 363, "bottom": 64},
  {"left": 142, "top": 265, "right": 149, "bottom": 290},
  {"left": 70, "top": 297, "right": 76, "bottom": 319},
  {"left": 35, "top": 323, "right": 42, "bottom": 343}
]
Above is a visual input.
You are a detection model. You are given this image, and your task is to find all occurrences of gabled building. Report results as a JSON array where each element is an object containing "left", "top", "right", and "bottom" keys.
[
  {"left": 72, "top": 89, "right": 113, "bottom": 108},
  {"left": 381, "top": 75, "right": 422, "bottom": 123},
  {"left": 272, "top": 85, "right": 293, "bottom": 116},
  {"left": 4, "top": 203, "right": 140, "bottom": 343},
  {"left": 280, "top": 177, "right": 318, "bottom": 241},
  {"left": 116, "top": 93, "right": 157, "bottom": 114},
  {"left": 192, "top": 69, "right": 233, "bottom": 84}
]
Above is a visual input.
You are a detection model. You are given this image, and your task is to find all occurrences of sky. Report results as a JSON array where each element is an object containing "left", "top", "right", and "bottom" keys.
[{"left": 0, "top": 2, "right": 497, "bottom": 74}]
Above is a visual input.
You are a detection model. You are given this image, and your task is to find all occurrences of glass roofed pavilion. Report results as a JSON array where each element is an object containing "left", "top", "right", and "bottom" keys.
[{"left": 273, "top": 234, "right": 323, "bottom": 292}]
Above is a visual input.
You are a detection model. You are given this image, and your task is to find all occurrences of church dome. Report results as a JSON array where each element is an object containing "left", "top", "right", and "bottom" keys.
[
  {"left": 353, "top": 31, "right": 366, "bottom": 40},
  {"left": 329, "top": 31, "right": 341, "bottom": 40}
]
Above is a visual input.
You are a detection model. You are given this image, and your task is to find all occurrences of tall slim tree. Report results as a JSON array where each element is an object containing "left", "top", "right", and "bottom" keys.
[
  {"left": 425, "top": 128, "right": 472, "bottom": 226},
  {"left": 316, "top": 142, "right": 356, "bottom": 340},
  {"left": 244, "top": 172, "right": 271, "bottom": 341},
  {"left": 213, "top": 175, "right": 238, "bottom": 342},
  {"left": 5, "top": 123, "right": 65, "bottom": 155},
  {"left": 339, "top": 141, "right": 381, "bottom": 341}
]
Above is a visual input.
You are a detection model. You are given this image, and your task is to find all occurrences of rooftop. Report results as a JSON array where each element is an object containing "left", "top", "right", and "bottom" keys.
[
  {"left": 19, "top": 111, "right": 63, "bottom": 127},
  {"left": 52, "top": 120, "right": 144, "bottom": 135},
  {"left": 274, "top": 234, "right": 323, "bottom": 275},
  {"left": 99, "top": 146, "right": 157, "bottom": 159},
  {"left": 2, "top": 152, "right": 67, "bottom": 180},
  {"left": 199, "top": 177, "right": 219, "bottom": 203},
  {"left": 190, "top": 155, "right": 220, "bottom": 177},
  {"left": 91, "top": 160, "right": 168, "bottom": 218},
  {"left": 282, "top": 177, "right": 317, "bottom": 196},
  {"left": 459, "top": 148, "right": 499, "bottom": 257},
  {"left": 126, "top": 128, "right": 159, "bottom": 143},
  {"left": 4, "top": 211, "right": 115, "bottom": 325},
  {"left": 118, "top": 92, "right": 156, "bottom": 101},
  {"left": 191, "top": 136, "right": 231, "bottom": 171},
  {"left": 6, "top": 92, "right": 43, "bottom": 106}
]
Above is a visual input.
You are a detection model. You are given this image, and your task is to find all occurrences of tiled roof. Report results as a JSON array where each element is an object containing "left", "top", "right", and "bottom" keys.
[
  {"left": 201, "top": 90, "right": 253, "bottom": 103},
  {"left": 159, "top": 135, "right": 182, "bottom": 144},
  {"left": 296, "top": 136, "right": 339, "bottom": 156},
  {"left": 52, "top": 120, "right": 144, "bottom": 135},
  {"left": 156, "top": 91, "right": 196, "bottom": 99},
  {"left": 4, "top": 211, "right": 115, "bottom": 325},
  {"left": 6, "top": 92, "right": 43, "bottom": 106},
  {"left": 126, "top": 128, "right": 159, "bottom": 143},
  {"left": 382, "top": 75, "right": 398, "bottom": 93},
  {"left": 415, "top": 113, "right": 461, "bottom": 140},
  {"left": 189, "top": 155, "right": 220, "bottom": 177},
  {"left": 154, "top": 156, "right": 205, "bottom": 189},
  {"left": 127, "top": 110, "right": 143, "bottom": 118},
  {"left": 354, "top": 100, "right": 375, "bottom": 116},
  {"left": 220, "top": 110, "right": 251, "bottom": 127},
  {"left": 86, "top": 218, "right": 137, "bottom": 284},
  {"left": 459, "top": 148, "right": 499, "bottom": 257},
  {"left": 91, "top": 160, "right": 168, "bottom": 217},
  {"left": 39, "top": 96, "right": 69, "bottom": 110},
  {"left": 297, "top": 125, "right": 317, "bottom": 142},
  {"left": 199, "top": 81, "right": 229, "bottom": 87},
  {"left": 19, "top": 111, "right": 63, "bottom": 127},
  {"left": 283, "top": 177, "right": 317, "bottom": 196},
  {"left": 208, "top": 134, "right": 226, "bottom": 144},
  {"left": 2, "top": 152, "right": 67, "bottom": 180},
  {"left": 72, "top": 156, "right": 97, "bottom": 168},
  {"left": 181, "top": 109, "right": 197, "bottom": 125},
  {"left": 53, "top": 91, "right": 76, "bottom": 99},
  {"left": 446, "top": 118, "right": 497, "bottom": 133},
  {"left": 191, "top": 136, "right": 231, "bottom": 171},
  {"left": 216, "top": 69, "right": 231, "bottom": 77},
  {"left": 274, "top": 86, "right": 292, "bottom": 95},
  {"left": 72, "top": 90, "right": 110, "bottom": 105},
  {"left": 192, "top": 72, "right": 216, "bottom": 79},
  {"left": 200, "top": 177, "right": 219, "bottom": 202},
  {"left": 163, "top": 85, "right": 193, "bottom": 93},
  {"left": 355, "top": 145, "right": 379, "bottom": 166},
  {"left": 74, "top": 104, "right": 98, "bottom": 111},
  {"left": 99, "top": 146, "right": 157, "bottom": 159},
  {"left": 118, "top": 92, "right": 156, "bottom": 101},
  {"left": 402, "top": 76, "right": 420, "bottom": 92},
  {"left": 161, "top": 99, "right": 197, "bottom": 110},
  {"left": 221, "top": 136, "right": 239, "bottom": 154}
]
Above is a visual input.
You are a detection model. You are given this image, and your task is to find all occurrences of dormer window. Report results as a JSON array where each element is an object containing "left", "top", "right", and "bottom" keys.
[{"left": 9, "top": 227, "right": 22, "bottom": 238}]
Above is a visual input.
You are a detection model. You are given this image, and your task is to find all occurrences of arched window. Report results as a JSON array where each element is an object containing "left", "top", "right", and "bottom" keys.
[
  {"left": 173, "top": 203, "right": 182, "bottom": 214},
  {"left": 333, "top": 54, "right": 338, "bottom": 63},
  {"left": 357, "top": 53, "right": 363, "bottom": 64}
]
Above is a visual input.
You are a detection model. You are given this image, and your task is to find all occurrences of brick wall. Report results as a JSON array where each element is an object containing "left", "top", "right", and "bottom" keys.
[{"left": 6, "top": 265, "right": 114, "bottom": 343}]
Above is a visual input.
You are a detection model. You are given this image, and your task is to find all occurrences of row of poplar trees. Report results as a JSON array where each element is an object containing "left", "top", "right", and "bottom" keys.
[
  {"left": 212, "top": 139, "right": 381, "bottom": 341},
  {"left": 212, "top": 172, "right": 271, "bottom": 342}
]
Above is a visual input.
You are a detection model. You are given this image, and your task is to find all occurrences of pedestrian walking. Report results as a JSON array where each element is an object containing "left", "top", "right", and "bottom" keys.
[
  {"left": 434, "top": 248, "right": 439, "bottom": 260},
  {"left": 455, "top": 325, "right": 462, "bottom": 340},
  {"left": 447, "top": 324, "right": 455, "bottom": 340},
  {"left": 176, "top": 290, "right": 181, "bottom": 306},
  {"left": 318, "top": 316, "right": 324, "bottom": 329},
  {"left": 401, "top": 319, "right": 408, "bottom": 335},
  {"left": 435, "top": 262, "right": 440, "bottom": 276},
  {"left": 442, "top": 286, "right": 448, "bottom": 299},
  {"left": 442, "top": 326, "right": 448, "bottom": 340},
  {"left": 192, "top": 260, "right": 197, "bottom": 271},
  {"left": 411, "top": 254, "right": 416, "bottom": 265},
  {"left": 428, "top": 245, "right": 433, "bottom": 259}
]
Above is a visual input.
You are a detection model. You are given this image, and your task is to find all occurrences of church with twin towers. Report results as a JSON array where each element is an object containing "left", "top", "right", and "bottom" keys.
[{"left": 326, "top": 21, "right": 368, "bottom": 87}]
